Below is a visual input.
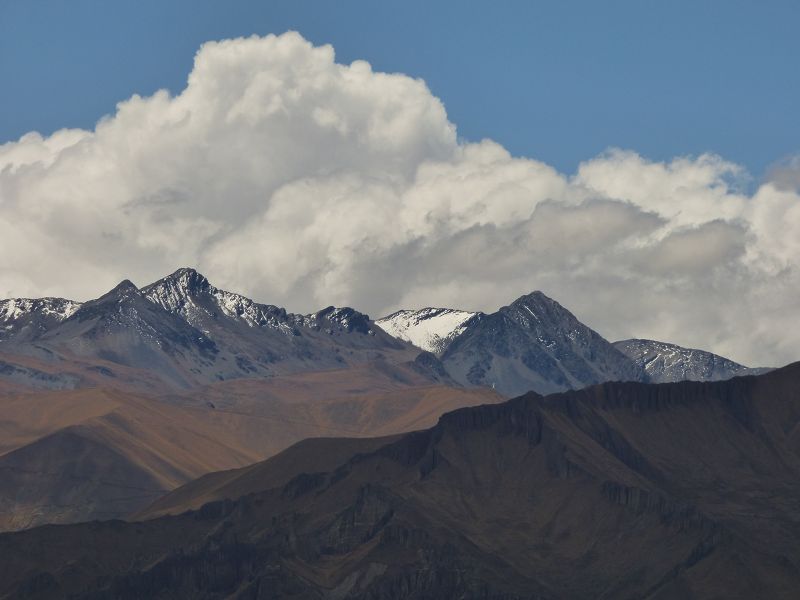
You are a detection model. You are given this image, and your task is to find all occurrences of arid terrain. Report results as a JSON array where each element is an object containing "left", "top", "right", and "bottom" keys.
[{"left": 2, "top": 364, "right": 800, "bottom": 598}]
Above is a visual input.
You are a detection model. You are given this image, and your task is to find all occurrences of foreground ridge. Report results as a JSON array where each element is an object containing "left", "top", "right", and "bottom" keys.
[{"left": 2, "top": 364, "right": 800, "bottom": 598}]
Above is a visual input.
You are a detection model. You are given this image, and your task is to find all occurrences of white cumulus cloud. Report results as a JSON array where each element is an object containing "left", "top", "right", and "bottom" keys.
[{"left": 1, "top": 31, "right": 799, "bottom": 367}]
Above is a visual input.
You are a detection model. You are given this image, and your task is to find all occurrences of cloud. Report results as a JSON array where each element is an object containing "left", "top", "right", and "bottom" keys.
[
  {"left": 765, "top": 156, "right": 800, "bottom": 192},
  {"left": 1, "top": 31, "right": 799, "bottom": 367}
]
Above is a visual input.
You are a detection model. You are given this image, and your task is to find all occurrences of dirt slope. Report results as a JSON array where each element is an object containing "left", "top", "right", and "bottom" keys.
[{"left": 0, "top": 363, "right": 501, "bottom": 530}]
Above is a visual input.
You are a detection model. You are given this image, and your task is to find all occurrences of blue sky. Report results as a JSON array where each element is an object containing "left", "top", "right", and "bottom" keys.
[{"left": 1, "top": 0, "right": 798, "bottom": 178}]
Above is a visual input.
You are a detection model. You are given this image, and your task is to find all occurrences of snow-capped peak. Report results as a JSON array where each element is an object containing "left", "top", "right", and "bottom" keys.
[
  {"left": 142, "top": 268, "right": 211, "bottom": 313},
  {"left": 142, "top": 268, "right": 299, "bottom": 332},
  {"left": 375, "top": 307, "right": 480, "bottom": 355},
  {"left": 0, "top": 297, "right": 82, "bottom": 322},
  {"left": 0, "top": 297, "right": 83, "bottom": 343}
]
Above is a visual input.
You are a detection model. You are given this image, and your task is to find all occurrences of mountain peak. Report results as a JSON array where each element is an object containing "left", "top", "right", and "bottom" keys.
[
  {"left": 309, "top": 306, "right": 372, "bottom": 334},
  {"left": 141, "top": 268, "right": 215, "bottom": 315},
  {"left": 143, "top": 269, "right": 293, "bottom": 332},
  {"left": 501, "top": 290, "right": 575, "bottom": 329},
  {"left": 162, "top": 267, "right": 212, "bottom": 294},
  {"left": 0, "top": 297, "right": 81, "bottom": 321},
  {"left": 108, "top": 279, "right": 139, "bottom": 297},
  {"left": 438, "top": 289, "right": 644, "bottom": 395},
  {"left": 508, "top": 290, "right": 557, "bottom": 308},
  {"left": 0, "top": 297, "right": 83, "bottom": 344}
]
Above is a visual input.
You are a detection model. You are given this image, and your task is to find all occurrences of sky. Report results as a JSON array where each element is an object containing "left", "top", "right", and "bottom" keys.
[
  {"left": 2, "top": 1, "right": 799, "bottom": 176},
  {"left": 1, "top": 1, "right": 800, "bottom": 366}
]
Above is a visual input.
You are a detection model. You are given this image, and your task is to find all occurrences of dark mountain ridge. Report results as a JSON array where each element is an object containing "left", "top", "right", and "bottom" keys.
[{"left": 3, "top": 364, "right": 800, "bottom": 599}]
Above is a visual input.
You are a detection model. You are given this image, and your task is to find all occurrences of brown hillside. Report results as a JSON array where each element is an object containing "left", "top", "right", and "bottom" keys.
[
  {"left": 0, "top": 363, "right": 502, "bottom": 531},
  {"left": 2, "top": 365, "right": 798, "bottom": 598}
]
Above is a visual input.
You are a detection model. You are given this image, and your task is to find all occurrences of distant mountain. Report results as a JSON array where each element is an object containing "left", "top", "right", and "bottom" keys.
[
  {"left": 13, "top": 270, "right": 791, "bottom": 541},
  {"left": 436, "top": 291, "right": 644, "bottom": 396},
  {"left": 144, "top": 267, "right": 374, "bottom": 336},
  {"left": 5, "top": 364, "right": 800, "bottom": 599},
  {"left": 37, "top": 279, "right": 221, "bottom": 387},
  {"left": 0, "top": 270, "right": 496, "bottom": 530},
  {"left": 614, "top": 338, "right": 771, "bottom": 383},
  {"left": 0, "top": 269, "right": 416, "bottom": 388},
  {"left": 0, "top": 297, "right": 81, "bottom": 343},
  {"left": 139, "top": 268, "right": 416, "bottom": 384},
  {"left": 375, "top": 308, "right": 479, "bottom": 354},
  {"left": 1, "top": 270, "right": 781, "bottom": 403},
  {"left": 377, "top": 296, "right": 777, "bottom": 396},
  {"left": 6, "top": 271, "right": 770, "bottom": 396}
]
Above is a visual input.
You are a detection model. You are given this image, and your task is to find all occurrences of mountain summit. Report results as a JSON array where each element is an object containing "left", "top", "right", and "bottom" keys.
[
  {"left": 40, "top": 277, "right": 219, "bottom": 386},
  {"left": 142, "top": 267, "right": 291, "bottom": 330},
  {"left": 381, "top": 291, "right": 645, "bottom": 396}
]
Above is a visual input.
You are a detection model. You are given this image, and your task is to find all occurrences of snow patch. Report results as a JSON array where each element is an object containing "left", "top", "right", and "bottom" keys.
[
  {"left": 0, "top": 297, "right": 82, "bottom": 322},
  {"left": 375, "top": 308, "right": 479, "bottom": 354}
]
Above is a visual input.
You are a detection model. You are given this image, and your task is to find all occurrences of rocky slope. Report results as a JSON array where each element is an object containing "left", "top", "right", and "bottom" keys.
[
  {"left": 378, "top": 297, "right": 772, "bottom": 396},
  {"left": 0, "top": 359, "right": 501, "bottom": 532},
  {"left": 37, "top": 279, "right": 221, "bottom": 387},
  {"left": 3, "top": 364, "right": 800, "bottom": 598},
  {"left": 0, "top": 297, "right": 81, "bottom": 344},
  {"left": 614, "top": 338, "right": 770, "bottom": 383},
  {"left": 438, "top": 291, "right": 644, "bottom": 396},
  {"left": 0, "top": 269, "right": 417, "bottom": 389}
]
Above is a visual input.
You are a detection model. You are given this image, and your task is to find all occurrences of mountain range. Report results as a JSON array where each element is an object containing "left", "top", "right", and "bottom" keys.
[
  {"left": 2, "top": 363, "right": 799, "bottom": 599},
  {"left": 1, "top": 268, "right": 417, "bottom": 390},
  {"left": 375, "top": 294, "right": 766, "bottom": 394},
  {"left": 0, "top": 268, "right": 770, "bottom": 532},
  {"left": 2, "top": 268, "right": 766, "bottom": 395}
]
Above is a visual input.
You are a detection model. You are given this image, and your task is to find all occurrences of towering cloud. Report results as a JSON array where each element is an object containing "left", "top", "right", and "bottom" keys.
[{"left": 1, "top": 32, "right": 798, "bottom": 366}]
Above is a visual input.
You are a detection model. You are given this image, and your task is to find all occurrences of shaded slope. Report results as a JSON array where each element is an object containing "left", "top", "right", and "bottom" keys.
[
  {"left": 0, "top": 349, "right": 180, "bottom": 394},
  {"left": 1, "top": 269, "right": 419, "bottom": 391},
  {"left": 37, "top": 280, "right": 219, "bottom": 387},
  {"left": 0, "top": 427, "right": 168, "bottom": 531},
  {"left": 614, "top": 338, "right": 771, "bottom": 383},
  {"left": 136, "top": 435, "right": 404, "bottom": 520},
  {"left": 0, "top": 365, "right": 501, "bottom": 531},
  {"left": 141, "top": 268, "right": 416, "bottom": 382},
  {"left": 3, "top": 365, "right": 800, "bottom": 598},
  {"left": 0, "top": 388, "right": 260, "bottom": 531}
]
